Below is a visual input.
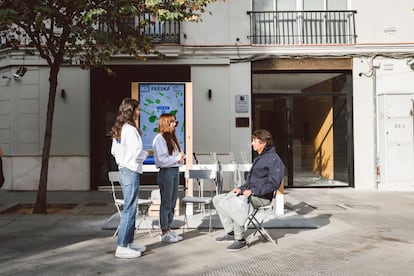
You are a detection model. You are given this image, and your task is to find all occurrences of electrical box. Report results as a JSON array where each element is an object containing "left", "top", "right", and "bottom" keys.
[{"left": 378, "top": 94, "right": 414, "bottom": 184}]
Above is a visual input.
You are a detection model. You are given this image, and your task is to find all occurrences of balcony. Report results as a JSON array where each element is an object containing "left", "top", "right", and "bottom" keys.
[
  {"left": 247, "top": 10, "right": 357, "bottom": 45},
  {"left": 0, "top": 15, "right": 180, "bottom": 49},
  {"left": 98, "top": 14, "right": 180, "bottom": 44}
]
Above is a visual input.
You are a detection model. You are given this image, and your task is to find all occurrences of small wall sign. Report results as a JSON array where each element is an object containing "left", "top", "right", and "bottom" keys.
[{"left": 236, "top": 95, "right": 249, "bottom": 113}]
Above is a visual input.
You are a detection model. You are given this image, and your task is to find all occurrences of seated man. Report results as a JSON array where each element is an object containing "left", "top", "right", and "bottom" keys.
[{"left": 213, "top": 129, "right": 285, "bottom": 251}]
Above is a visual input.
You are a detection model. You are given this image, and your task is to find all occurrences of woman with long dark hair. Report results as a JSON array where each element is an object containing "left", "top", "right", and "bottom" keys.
[{"left": 111, "top": 98, "right": 148, "bottom": 258}]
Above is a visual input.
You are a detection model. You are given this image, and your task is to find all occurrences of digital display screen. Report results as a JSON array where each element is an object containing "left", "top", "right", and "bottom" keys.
[{"left": 139, "top": 83, "right": 185, "bottom": 164}]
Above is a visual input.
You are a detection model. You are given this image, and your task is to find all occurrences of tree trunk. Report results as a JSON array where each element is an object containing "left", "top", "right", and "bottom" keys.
[{"left": 33, "top": 65, "right": 60, "bottom": 214}]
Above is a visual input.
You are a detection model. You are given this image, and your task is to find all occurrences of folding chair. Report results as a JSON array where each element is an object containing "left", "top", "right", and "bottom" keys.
[
  {"left": 181, "top": 169, "right": 217, "bottom": 234},
  {"left": 108, "top": 171, "right": 153, "bottom": 237},
  {"left": 244, "top": 179, "right": 284, "bottom": 246}
]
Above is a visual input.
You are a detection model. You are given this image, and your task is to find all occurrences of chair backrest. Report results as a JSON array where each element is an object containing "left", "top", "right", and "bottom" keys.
[
  {"left": 185, "top": 169, "right": 217, "bottom": 196},
  {"left": 150, "top": 189, "right": 161, "bottom": 204},
  {"left": 185, "top": 169, "right": 216, "bottom": 180},
  {"left": 108, "top": 171, "right": 119, "bottom": 183},
  {"left": 108, "top": 171, "right": 121, "bottom": 206}
]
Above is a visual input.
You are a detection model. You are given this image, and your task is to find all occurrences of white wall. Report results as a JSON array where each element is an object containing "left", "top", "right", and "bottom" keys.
[
  {"left": 191, "top": 65, "right": 231, "bottom": 153},
  {"left": 375, "top": 58, "right": 414, "bottom": 190},
  {"left": 2, "top": 156, "right": 89, "bottom": 190},
  {"left": 181, "top": 0, "right": 250, "bottom": 45},
  {"left": 1, "top": 66, "right": 90, "bottom": 190},
  {"left": 49, "top": 67, "right": 90, "bottom": 155},
  {"left": 352, "top": 57, "right": 377, "bottom": 190},
  {"left": 352, "top": 0, "right": 414, "bottom": 43},
  {"left": 353, "top": 56, "right": 414, "bottom": 191},
  {"left": 229, "top": 62, "right": 252, "bottom": 163},
  {"left": 0, "top": 68, "right": 11, "bottom": 154}
]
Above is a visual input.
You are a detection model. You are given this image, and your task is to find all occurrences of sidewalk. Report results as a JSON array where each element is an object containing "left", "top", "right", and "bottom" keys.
[{"left": 0, "top": 188, "right": 413, "bottom": 275}]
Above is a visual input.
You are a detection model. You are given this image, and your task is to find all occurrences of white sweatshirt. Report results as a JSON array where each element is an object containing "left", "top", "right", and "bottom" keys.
[
  {"left": 111, "top": 124, "right": 147, "bottom": 173},
  {"left": 152, "top": 133, "right": 182, "bottom": 168}
]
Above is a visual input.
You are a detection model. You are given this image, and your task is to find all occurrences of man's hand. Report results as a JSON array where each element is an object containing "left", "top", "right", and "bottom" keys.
[
  {"left": 231, "top": 188, "right": 242, "bottom": 195},
  {"left": 243, "top": 189, "right": 252, "bottom": 197}
]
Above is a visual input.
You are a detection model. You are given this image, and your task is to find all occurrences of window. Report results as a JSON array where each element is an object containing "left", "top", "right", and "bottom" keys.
[
  {"left": 253, "top": 0, "right": 348, "bottom": 11},
  {"left": 250, "top": 0, "right": 354, "bottom": 44}
]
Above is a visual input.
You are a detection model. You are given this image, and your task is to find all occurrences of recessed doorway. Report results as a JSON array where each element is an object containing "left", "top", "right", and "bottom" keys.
[{"left": 252, "top": 71, "right": 354, "bottom": 187}]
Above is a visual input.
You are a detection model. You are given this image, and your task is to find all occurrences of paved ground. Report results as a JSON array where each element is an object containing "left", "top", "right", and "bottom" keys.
[{"left": 0, "top": 188, "right": 413, "bottom": 276}]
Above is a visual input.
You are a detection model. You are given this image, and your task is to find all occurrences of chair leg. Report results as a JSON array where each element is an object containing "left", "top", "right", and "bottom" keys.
[
  {"left": 246, "top": 210, "right": 277, "bottom": 246},
  {"left": 183, "top": 213, "right": 189, "bottom": 234},
  {"left": 251, "top": 216, "right": 277, "bottom": 245},
  {"left": 135, "top": 204, "right": 153, "bottom": 237},
  {"left": 208, "top": 205, "right": 212, "bottom": 235},
  {"left": 135, "top": 215, "right": 153, "bottom": 237},
  {"left": 113, "top": 208, "right": 122, "bottom": 238},
  {"left": 113, "top": 226, "right": 120, "bottom": 238}
]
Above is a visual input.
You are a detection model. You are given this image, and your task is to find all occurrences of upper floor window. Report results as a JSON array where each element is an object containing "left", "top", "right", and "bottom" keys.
[
  {"left": 253, "top": 0, "right": 348, "bottom": 11},
  {"left": 249, "top": 0, "right": 355, "bottom": 45}
]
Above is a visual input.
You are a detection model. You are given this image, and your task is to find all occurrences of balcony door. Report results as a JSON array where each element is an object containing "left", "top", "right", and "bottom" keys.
[{"left": 251, "top": 0, "right": 351, "bottom": 45}]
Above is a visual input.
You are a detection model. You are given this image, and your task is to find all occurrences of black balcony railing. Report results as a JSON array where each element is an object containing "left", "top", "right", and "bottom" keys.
[
  {"left": 247, "top": 10, "right": 357, "bottom": 45},
  {"left": 98, "top": 14, "right": 180, "bottom": 44},
  {"left": 1, "top": 16, "right": 180, "bottom": 49},
  {"left": 139, "top": 14, "right": 180, "bottom": 44}
]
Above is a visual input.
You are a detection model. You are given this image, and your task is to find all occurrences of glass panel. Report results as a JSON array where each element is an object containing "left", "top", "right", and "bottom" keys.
[
  {"left": 253, "top": 0, "right": 275, "bottom": 11},
  {"left": 277, "top": 0, "right": 296, "bottom": 10},
  {"left": 253, "top": 97, "right": 289, "bottom": 178},
  {"left": 327, "top": 0, "right": 347, "bottom": 10},
  {"left": 303, "top": 0, "right": 324, "bottom": 10},
  {"left": 252, "top": 71, "right": 352, "bottom": 187},
  {"left": 303, "top": 0, "right": 348, "bottom": 10},
  {"left": 292, "top": 95, "right": 348, "bottom": 187}
]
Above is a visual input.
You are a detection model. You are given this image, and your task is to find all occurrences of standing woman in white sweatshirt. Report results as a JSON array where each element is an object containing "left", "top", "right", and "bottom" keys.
[
  {"left": 111, "top": 98, "right": 148, "bottom": 258},
  {"left": 152, "top": 113, "right": 185, "bottom": 243}
]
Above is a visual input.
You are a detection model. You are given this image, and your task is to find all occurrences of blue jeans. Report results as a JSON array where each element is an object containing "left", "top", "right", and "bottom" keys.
[
  {"left": 117, "top": 168, "right": 140, "bottom": 247},
  {"left": 157, "top": 167, "right": 179, "bottom": 230}
]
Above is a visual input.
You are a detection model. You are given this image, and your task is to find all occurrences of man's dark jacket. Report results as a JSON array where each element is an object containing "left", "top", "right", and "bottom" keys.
[{"left": 239, "top": 146, "right": 285, "bottom": 200}]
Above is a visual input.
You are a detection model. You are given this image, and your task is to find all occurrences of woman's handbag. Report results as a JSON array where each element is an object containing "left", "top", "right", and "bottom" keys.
[{"left": 218, "top": 192, "right": 252, "bottom": 226}]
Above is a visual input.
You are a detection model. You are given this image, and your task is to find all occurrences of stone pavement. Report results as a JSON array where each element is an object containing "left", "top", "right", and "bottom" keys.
[{"left": 0, "top": 188, "right": 413, "bottom": 276}]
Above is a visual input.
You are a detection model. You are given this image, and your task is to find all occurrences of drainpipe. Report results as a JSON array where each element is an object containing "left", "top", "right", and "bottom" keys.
[{"left": 372, "top": 58, "right": 381, "bottom": 188}]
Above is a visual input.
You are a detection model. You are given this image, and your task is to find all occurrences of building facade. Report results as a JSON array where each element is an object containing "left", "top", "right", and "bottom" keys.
[{"left": 1, "top": 0, "right": 414, "bottom": 191}]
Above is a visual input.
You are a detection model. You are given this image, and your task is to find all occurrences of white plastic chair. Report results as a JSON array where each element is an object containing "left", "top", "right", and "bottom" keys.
[
  {"left": 108, "top": 171, "right": 153, "bottom": 237},
  {"left": 182, "top": 169, "right": 217, "bottom": 234}
]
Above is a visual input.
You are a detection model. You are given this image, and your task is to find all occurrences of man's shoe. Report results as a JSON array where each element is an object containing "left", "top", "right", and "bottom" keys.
[
  {"left": 128, "top": 243, "right": 147, "bottom": 253},
  {"left": 226, "top": 240, "right": 247, "bottom": 252},
  {"left": 160, "top": 232, "right": 181, "bottom": 243},
  {"left": 215, "top": 233, "right": 235, "bottom": 243},
  {"left": 115, "top": 246, "right": 142, "bottom": 258}
]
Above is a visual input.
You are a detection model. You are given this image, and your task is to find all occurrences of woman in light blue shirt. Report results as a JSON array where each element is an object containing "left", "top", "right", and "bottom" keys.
[
  {"left": 111, "top": 98, "right": 148, "bottom": 258},
  {"left": 153, "top": 114, "right": 185, "bottom": 243}
]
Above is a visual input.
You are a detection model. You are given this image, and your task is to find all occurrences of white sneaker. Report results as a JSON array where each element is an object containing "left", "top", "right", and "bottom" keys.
[
  {"left": 160, "top": 232, "right": 181, "bottom": 243},
  {"left": 115, "top": 246, "right": 141, "bottom": 258},
  {"left": 168, "top": 230, "right": 183, "bottom": 241},
  {"left": 128, "top": 243, "right": 147, "bottom": 253}
]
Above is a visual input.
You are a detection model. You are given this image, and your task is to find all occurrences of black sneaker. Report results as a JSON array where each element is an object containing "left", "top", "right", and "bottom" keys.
[
  {"left": 226, "top": 240, "right": 247, "bottom": 252},
  {"left": 215, "top": 233, "right": 235, "bottom": 243}
]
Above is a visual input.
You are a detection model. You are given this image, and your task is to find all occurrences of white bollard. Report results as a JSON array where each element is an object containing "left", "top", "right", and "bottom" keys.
[{"left": 275, "top": 192, "right": 284, "bottom": 216}]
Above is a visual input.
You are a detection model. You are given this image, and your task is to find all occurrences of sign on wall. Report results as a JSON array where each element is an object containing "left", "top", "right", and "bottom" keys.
[
  {"left": 236, "top": 95, "right": 249, "bottom": 113},
  {"left": 138, "top": 83, "right": 186, "bottom": 164}
]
